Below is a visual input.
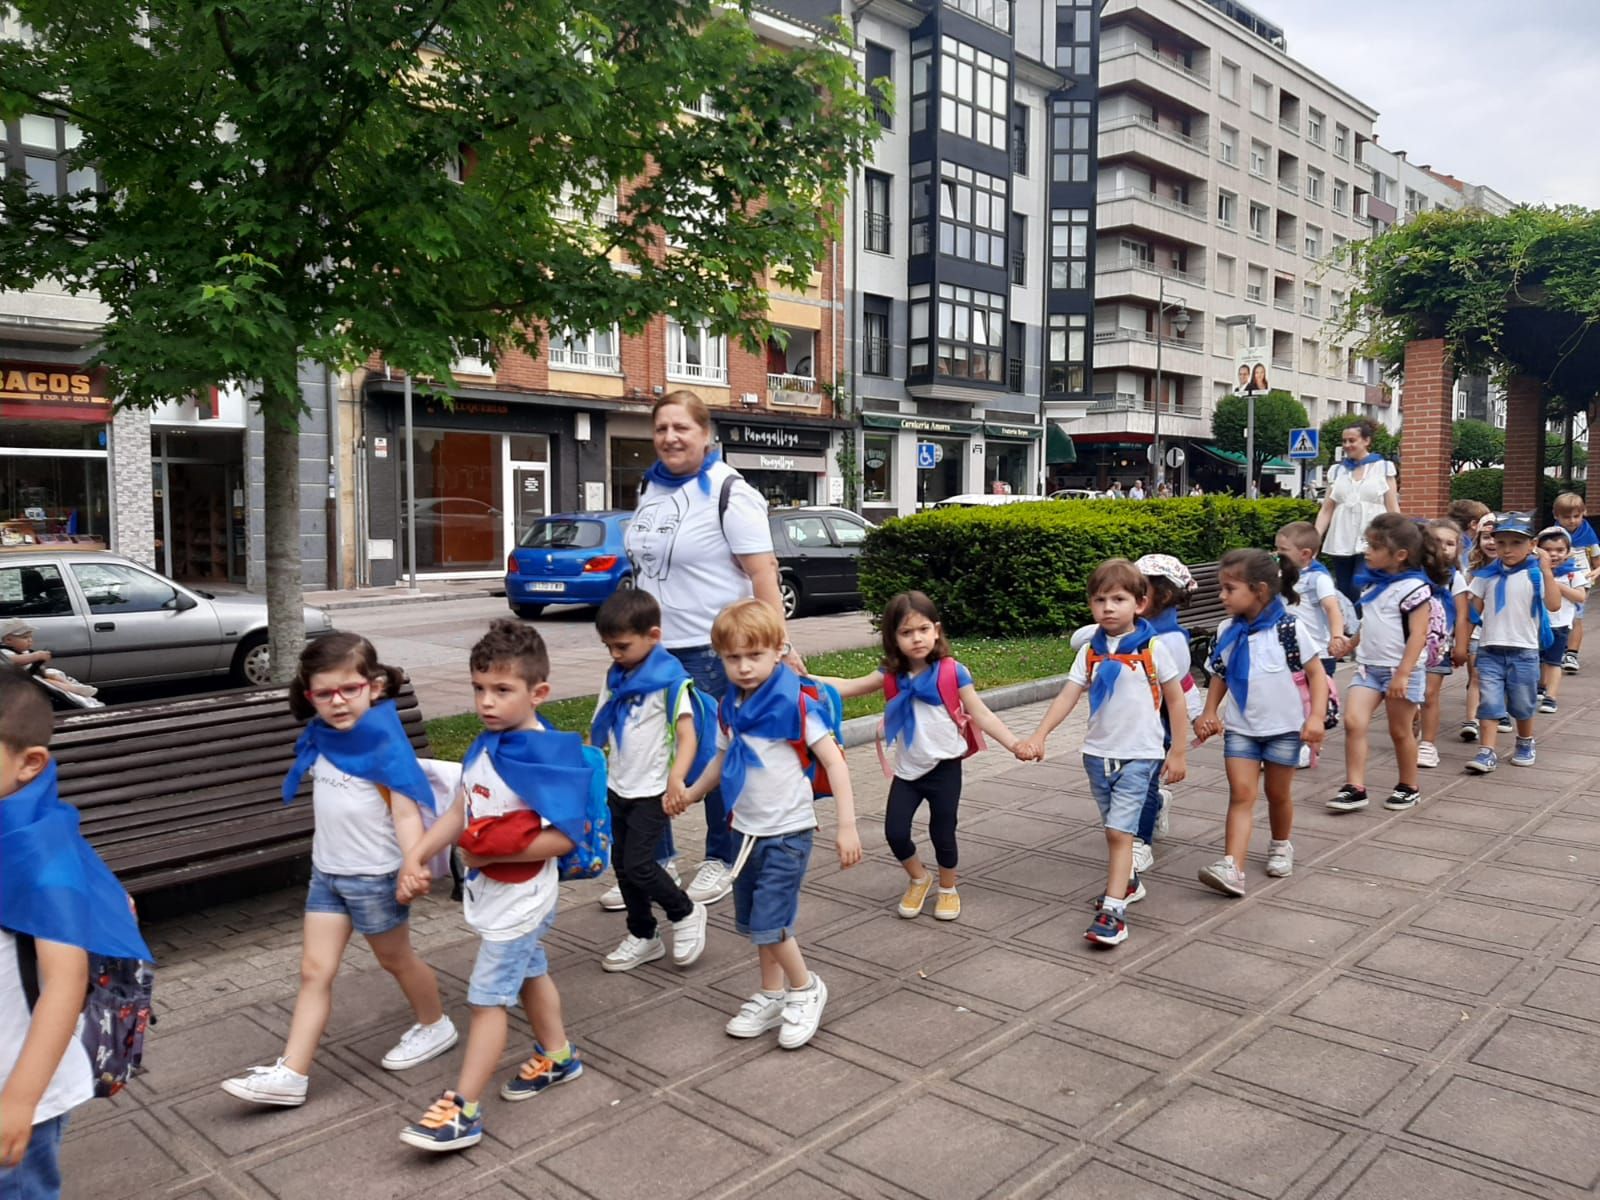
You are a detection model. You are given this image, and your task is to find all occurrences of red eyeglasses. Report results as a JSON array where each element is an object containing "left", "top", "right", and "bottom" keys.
[{"left": 304, "top": 681, "right": 371, "bottom": 704}]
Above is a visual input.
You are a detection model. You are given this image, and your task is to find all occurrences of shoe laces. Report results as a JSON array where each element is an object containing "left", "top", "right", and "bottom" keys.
[
  {"left": 418, "top": 1092, "right": 463, "bottom": 1129},
  {"left": 517, "top": 1053, "right": 556, "bottom": 1082},
  {"left": 692, "top": 861, "right": 727, "bottom": 888},
  {"left": 395, "top": 1022, "right": 432, "bottom": 1052}
]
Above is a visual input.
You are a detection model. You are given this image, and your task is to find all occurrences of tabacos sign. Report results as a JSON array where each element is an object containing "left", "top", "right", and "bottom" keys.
[{"left": 0, "top": 361, "right": 110, "bottom": 421}]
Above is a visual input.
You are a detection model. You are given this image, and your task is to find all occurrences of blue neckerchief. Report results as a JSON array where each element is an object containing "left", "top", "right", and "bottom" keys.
[
  {"left": 1569, "top": 520, "right": 1598, "bottom": 550},
  {"left": 1211, "top": 600, "right": 1286, "bottom": 714},
  {"left": 1473, "top": 557, "right": 1553, "bottom": 648},
  {"left": 1432, "top": 582, "right": 1457, "bottom": 633},
  {"left": 1356, "top": 566, "right": 1430, "bottom": 608},
  {"left": 883, "top": 661, "right": 948, "bottom": 749},
  {"left": 717, "top": 663, "right": 804, "bottom": 810},
  {"left": 1301, "top": 560, "right": 1330, "bottom": 578},
  {"left": 282, "top": 701, "right": 435, "bottom": 810},
  {"left": 1554, "top": 559, "right": 1579, "bottom": 579},
  {"left": 1088, "top": 619, "right": 1157, "bottom": 716},
  {"left": 641, "top": 449, "right": 722, "bottom": 495},
  {"left": 590, "top": 645, "right": 690, "bottom": 752},
  {"left": 1340, "top": 452, "right": 1383, "bottom": 473},
  {"left": 0, "top": 761, "right": 151, "bottom": 961},
  {"left": 1147, "top": 606, "right": 1189, "bottom": 645},
  {"left": 461, "top": 727, "right": 597, "bottom": 848}
]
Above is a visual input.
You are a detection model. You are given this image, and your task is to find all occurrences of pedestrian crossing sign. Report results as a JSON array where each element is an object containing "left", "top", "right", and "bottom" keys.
[{"left": 1288, "top": 428, "right": 1319, "bottom": 460}]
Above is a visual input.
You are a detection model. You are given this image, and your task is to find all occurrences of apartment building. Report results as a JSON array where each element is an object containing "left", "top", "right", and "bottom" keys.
[{"left": 1059, "top": 0, "right": 1380, "bottom": 493}]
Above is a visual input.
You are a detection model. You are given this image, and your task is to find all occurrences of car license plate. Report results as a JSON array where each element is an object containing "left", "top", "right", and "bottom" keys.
[{"left": 529, "top": 582, "right": 565, "bottom": 593}]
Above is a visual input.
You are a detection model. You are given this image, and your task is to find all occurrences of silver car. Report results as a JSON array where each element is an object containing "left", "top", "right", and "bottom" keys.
[{"left": 0, "top": 551, "right": 333, "bottom": 688}]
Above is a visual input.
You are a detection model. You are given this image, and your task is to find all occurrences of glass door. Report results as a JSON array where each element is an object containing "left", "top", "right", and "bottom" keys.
[{"left": 511, "top": 466, "right": 548, "bottom": 541}]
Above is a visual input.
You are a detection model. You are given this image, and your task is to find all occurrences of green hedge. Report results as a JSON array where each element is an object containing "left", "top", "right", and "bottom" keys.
[
  {"left": 1450, "top": 468, "right": 1584, "bottom": 510},
  {"left": 859, "top": 496, "right": 1318, "bottom": 637}
]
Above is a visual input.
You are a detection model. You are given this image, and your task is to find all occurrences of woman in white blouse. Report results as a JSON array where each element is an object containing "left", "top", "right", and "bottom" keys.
[{"left": 1314, "top": 420, "right": 1399, "bottom": 604}]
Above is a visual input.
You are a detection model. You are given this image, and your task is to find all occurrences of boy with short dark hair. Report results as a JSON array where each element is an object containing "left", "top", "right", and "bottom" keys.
[
  {"left": 0, "top": 669, "right": 148, "bottom": 1197},
  {"left": 1552, "top": 492, "right": 1599, "bottom": 673},
  {"left": 396, "top": 621, "right": 591, "bottom": 1152}
]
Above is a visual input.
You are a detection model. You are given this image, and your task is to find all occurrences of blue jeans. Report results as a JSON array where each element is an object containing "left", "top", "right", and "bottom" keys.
[
  {"left": 1223, "top": 730, "right": 1304, "bottom": 767},
  {"left": 670, "top": 644, "right": 735, "bottom": 866},
  {"left": 732, "top": 829, "right": 813, "bottom": 944},
  {"left": 305, "top": 867, "right": 409, "bottom": 936},
  {"left": 1136, "top": 711, "right": 1173, "bottom": 844},
  {"left": 0, "top": 1113, "right": 65, "bottom": 1199},
  {"left": 1476, "top": 645, "right": 1540, "bottom": 721},
  {"left": 1082, "top": 756, "right": 1161, "bottom": 835},
  {"left": 467, "top": 906, "right": 558, "bottom": 1007}
]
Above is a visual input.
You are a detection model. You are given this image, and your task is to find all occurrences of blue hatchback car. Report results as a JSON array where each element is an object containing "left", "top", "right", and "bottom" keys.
[{"left": 505, "top": 511, "right": 633, "bottom": 619}]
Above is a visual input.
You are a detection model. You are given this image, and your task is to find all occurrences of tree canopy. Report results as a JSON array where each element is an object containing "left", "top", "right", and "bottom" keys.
[
  {"left": 1317, "top": 414, "right": 1399, "bottom": 469},
  {"left": 1212, "top": 390, "right": 1310, "bottom": 474},
  {"left": 1452, "top": 419, "right": 1504, "bottom": 469}
]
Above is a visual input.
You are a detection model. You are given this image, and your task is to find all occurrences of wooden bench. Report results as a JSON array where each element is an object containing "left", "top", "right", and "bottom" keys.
[
  {"left": 1180, "top": 561, "right": 1226, "bottom": 681},
  {"left": 51, "top": 682, "right": 430, "bottom": 896}
]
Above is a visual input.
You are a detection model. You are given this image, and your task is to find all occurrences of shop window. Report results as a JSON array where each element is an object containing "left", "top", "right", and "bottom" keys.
[
  {"left": 610, "top": 437, "right": 654, "bottom": 507},
  {"left": 403, "top": 430, "right": 504, "bottom": 572},
  {"left": 1, "top": 428, "right": 109, "bottom": 548},
  {"left": 863, "top": 435, "right": 894, "bottom": 505},
  {"left": 0, "top": 563, "right": 73, "bottom": 618},
  {"left": 936, "top": 283, "right": 1005, "bottom": 382},
  {"left": 69, "top": 561, "right": 178, "bottom": 614},
  {"left": 920, "top": 437, "right": 965, "bottom": 504}
]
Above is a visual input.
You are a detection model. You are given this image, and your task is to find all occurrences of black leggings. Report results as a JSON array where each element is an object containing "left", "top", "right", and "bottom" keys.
[{"left": 884, "top": 758, "right": 963, "bottom": 870}]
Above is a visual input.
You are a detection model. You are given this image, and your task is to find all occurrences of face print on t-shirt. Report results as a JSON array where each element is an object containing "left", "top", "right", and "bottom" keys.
[{"left": 628, "top": 488, "right": 689, "bottom": 582}]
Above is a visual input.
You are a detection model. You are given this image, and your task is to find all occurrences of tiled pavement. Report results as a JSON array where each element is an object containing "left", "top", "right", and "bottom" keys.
[{"left": 66, "top": 668, "right": 1600, "bottom": 1200}]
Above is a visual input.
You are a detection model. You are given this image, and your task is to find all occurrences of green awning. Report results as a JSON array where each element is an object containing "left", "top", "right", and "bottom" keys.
[
  {"left": 1194, "top": 445, "right": 1295, "bottom": 474},
  {"left": 1046, "top": 423, "right": 1077, "bottom": 465}
]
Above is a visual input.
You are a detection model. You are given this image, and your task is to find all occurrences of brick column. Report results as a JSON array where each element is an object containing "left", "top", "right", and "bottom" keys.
[
  {"left": 1588, "top": 401, "right": 1600, "bottom": 492},
  {"left": 1399, "top": 338, "right": 1452, "bottom": 515},
  {"left": 1502, "top": 372, "right": 1544, "bottom": 516}
]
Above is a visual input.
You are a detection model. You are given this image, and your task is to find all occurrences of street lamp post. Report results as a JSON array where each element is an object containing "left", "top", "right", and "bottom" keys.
[
  {"left": 1217, "top": 313, "right": 1258, "bottom": 498},
  {"left": 1153, "top": 277, "right": 1190, "bottom": 491}
]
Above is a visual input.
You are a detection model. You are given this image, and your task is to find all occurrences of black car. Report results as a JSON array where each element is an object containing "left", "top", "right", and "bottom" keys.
[{"left": 769, "top": 506, "right": 871, "bottom": 618}]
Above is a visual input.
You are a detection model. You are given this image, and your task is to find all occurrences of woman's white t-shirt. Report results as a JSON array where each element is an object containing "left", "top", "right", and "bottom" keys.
[
  {"left": 1357, "top": 578, "right": 1433, "bottom": 666},
  {"left": 881, "top": 661, "right": 974, "bottom": 780},
  {"left": 311, "top": 756, "right": 404, "bottom": 876},
  {"left": 460, "top": 750, "right": 558, "bottom": 941},
  {"left": 1323, "top": 459, "right": 1397, "bottom": 556},
  {"left": 0, "top": 931, "right": 93, "bottom": 1125},
  {"left": 1214, "top": 616, "right": 1321, "bottom": 736},
  {"left": 625, "top": 461, "right": 774, "bottom": 648}
]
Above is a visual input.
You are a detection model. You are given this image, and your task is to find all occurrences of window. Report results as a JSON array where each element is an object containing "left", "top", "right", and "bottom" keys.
[
  {"left": 1011, "top": 103, "right": 1029, "bottom": 176},
  {"left": 1051, "top": 98, "right": 1092, "bottom": 183},
  {"left": 1008, "top": 320, "right": 1025, "bottom": 391},
  {"left": 1049, "top": 208, "right": 1089, "bottom": 290},
  {"left": 556, "top": 177, "right": 618, "bottom": 225},
  {"left": 863, "top": 434, "right": 895, "bottom": 504},
  {"left": 548, "top": 327, "right": 620, "bottom": 373},
  {"left": 1302, "top": 284, "right": 1320, "bottom": 316},
  {"left": 1216, "top": 253, "right": 1236, "bottom": 293},
  {"left": 1304, "top": 224, "right": 1323, "bottom": 258},
  {"left": 0, "top": 564, "right": 73, "bottom": 619},
  {"left": 940, "top": 35, "right": 1009, "bottom": 150},
  {"left": 1333, "top": 123, "right": 1349, "bottom": 158},
  {"left": 862, "top": 295, "right": 891, "bottom": 376},
  {"left": 1306, "top": 167, "right": 1324, "bottom": 204},
  {"left": 826, "top": 514, "right": 869, "bottom": 546},
  {"left": 1306, "top": 109, "right": 1324, "bottom": 145},
  {"left": 1250, "top": 77, "right": 1272, "bottom": 117},
  {"left": 909, "top": 283, "right": 931, "bottom": 371},
  {"left": 909, "top": 161, "right": 931, "bottom": 256},
  {"left": 911, "top": 37, "right": 932, "bottom": 133},
  {"left": 1010, "top": 212, "right": 1027, "bottom": 285},
  {"left": 1249, "top": 139, "right": 1269, "bottom": 178},
  {"left": 938, "top": 162, "right": 1007, "bottom": 267},
  {"left": 1218, "top": 124, "right": 1238, "bottom": 166},
  {"left": 946, "top": 0, "right": 1010, "bottom": 32},
  {"left": 1054, "top": 0, "right": 1093, "bottom": 76},
  {"left": 679, "top": 92, "right": 719, "bottom": 119},
  {"left": 864, "top": 170, "right": 892, "bottom": 254},
  {"left": 663, "top": 180, "right": 715, "bottom": 248},
  {"left": 1247, "top": 264, "right": 1266, "bottom": 302},
  {"left": 784, "top": 515, "right": 832, "bottom": 548},
  {"left": 1219, "top": 60, "right": 1239, "bottom": 102},
  {"left": 865, "top": 41, "right": 893, "bottom": 129},
  {"left": 5, "top": 112, "right": 97, "bottom": 204},
  {"left": 1248, "top": 202, "right": 1269, "bottom": 240},
  {"left": 666, "top": 319, "right": 727, "bottom": 383},
  {"left": 1332, "top": 178, "right": 1348, "bottom": 214},
  {"left": 1332, "top": 233, "right": 1348, "bottom": 257},
  {"left": 1046, "top": 313, "right": 1088, "bottom": 395},
  {"left": 1215, "top": 189, "right": 1237, "bottom": 228},
  {"left": 935, "top": 283, "right": 1006, "bottom": 381},
  {"left": 70, "top": 562, "right": 178, "bottom": 615}
]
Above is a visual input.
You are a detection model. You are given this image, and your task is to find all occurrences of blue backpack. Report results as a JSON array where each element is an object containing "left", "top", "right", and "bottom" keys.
[
  {"left": 795, "top": 677, "right": 845, "bottom": 799},
  {"left": 555, "top": 744, "right": 613, "bottom": 882},
  {"left": 670, "top": 681, "right": 721, "bottom": 791}
]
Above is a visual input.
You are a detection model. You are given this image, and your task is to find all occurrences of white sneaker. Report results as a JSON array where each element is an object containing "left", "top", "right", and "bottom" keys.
[
  {"left": 1197, "top": 855, "right": 1247, "bottom": 897},
  {"left": 221, "top": 1058, "right": 309, "bottom": 1106},
  {"left": 1416, "top": 740, "right": 1440, "bottom": 768},
  {"left": 1154, "top": 787, "right": 1172, "bottom": 838},
  {"left": 725, "top": 992, "right": 786, "bottom": 1038},
  {"left": 381, "top": 1017, "right": 459, "bottom": 1071},
  {"left": 1131, "top": 838, "right": 1154, "bottom": 874},
  {"left": 602, "top": 934, "right": 664, "bottom": 973},
  {"left": 686, "top": 860, "right": 734, "bottom": 904},
  {"left": 670, "top": 902, "right": 709, "bottom": 967},
  {"left": 1265, "top": 840, "right": 1294, "bottom": 878},
  {"left": 1296, "top": 742, "right": 1313, "bottom": 770},
  {"left": 599, "top": 860, "right": 680, "bottom": 910},
  {"left": 778, "top": 975, "right": 829, "bottom": 1050}
]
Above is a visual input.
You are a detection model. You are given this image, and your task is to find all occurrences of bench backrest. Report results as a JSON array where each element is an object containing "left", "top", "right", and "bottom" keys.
[{"left": 1177, "top": 562, "right": 1226, "bottom": 681}]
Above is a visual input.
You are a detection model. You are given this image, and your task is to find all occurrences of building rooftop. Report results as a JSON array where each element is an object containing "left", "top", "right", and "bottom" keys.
[{"left": 1200, "top": 0, "right": 1286, "bottom": 50}]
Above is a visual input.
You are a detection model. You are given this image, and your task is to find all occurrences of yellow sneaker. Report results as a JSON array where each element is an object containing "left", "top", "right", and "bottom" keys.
[
  {"left": 933, "top": 889, "right": 961, "bottom": 921},
  {"left": 897, "top": 875, "right": 933, "bottom": 918}
]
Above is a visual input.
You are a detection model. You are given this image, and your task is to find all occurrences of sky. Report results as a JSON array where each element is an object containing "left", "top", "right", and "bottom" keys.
[{"left": 1252, "top": 0, "right": 1600, "bottom": 207}]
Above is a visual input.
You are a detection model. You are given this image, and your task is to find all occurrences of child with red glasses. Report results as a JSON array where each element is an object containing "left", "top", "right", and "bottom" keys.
[{"left": 220, "top": 633, "right": 456, "bottom": 1108}]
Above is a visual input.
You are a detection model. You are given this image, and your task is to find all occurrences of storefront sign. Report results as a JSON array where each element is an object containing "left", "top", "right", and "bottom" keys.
[
  {"left": 717, "top": 421, "right": 831, "bottom": 452},
  {"left": 0, "top": 362, "right": 110, "bottom": 422},
  {"left": 725, "top": 450, "right": 828, "bottom": 474},
  {"left": 862, "top": 413, "right": 981, "bottom": 435},
  {"left": 373, "top": 437, "right": 389, "bottom": 458},
  {"left": 983, "top": 421, "right": 1044, "bottom": 440}
]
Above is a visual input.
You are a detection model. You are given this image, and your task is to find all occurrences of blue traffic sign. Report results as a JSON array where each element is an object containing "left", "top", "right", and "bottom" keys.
[
  {"left": 916, "top": 442, "right": 939, "bottom": 470},
  {"left": 1287, "top": 427, "right": 1320, "bottom": 460}
]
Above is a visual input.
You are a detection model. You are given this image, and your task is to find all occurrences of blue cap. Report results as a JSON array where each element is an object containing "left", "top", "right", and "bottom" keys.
[{"left": 1496, "top": 512, "right": 1534, "bottom": 537}]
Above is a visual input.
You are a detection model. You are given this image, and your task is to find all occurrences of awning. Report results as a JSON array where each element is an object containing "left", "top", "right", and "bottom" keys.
[
  {"left": 984, "top": 420, "right": 1043, "bottom": 441},
  {"left": 1194, "top": 445, "right": 1296, "bottom": 474},
  {"left": 1046, "top": 422, "right": 1077, "bottom": 465},
  {"left": 862, "top": 412, "right": 982, "bottom": 434}
]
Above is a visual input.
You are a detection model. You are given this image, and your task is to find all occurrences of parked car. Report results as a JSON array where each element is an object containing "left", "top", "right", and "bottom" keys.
[
  {"left": 1048, "top": 488, "right": 1107, "bottom": 501},
  {"left": 770, "top": 506, "right": 873, "bottom": 619},
  {"left": 504, "top": 511, "right": 632, "bottom": 619},
  {"left": 930, "top": 493, "right": 1050, "bottom": 509},
  {"left": 0, "top": 551, "right": 333, "bottom": 688}
]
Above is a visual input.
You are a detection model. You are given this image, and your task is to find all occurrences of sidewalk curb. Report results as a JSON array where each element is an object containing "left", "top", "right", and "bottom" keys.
[
  {"left": 837, "top": 673, "right": 1068, "bottom": 749},
  {"left": 318, "top": 587, "right": 503, "bottom": 612}
]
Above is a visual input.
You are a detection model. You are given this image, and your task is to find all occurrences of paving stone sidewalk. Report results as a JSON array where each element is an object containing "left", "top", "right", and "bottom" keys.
[{"left": 64, "top": 667, "right": 1600, "bottom": 1200}]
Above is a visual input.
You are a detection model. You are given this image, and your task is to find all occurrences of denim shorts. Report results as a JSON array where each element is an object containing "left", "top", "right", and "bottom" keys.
[
  {"left": 733, "top": 829, "right": 813, "bottom": 946},
  {"left": 0, "top": 1112, "right": 64, "bottom": 1199},
  {"left": 1541, "top": 626, "right": 1572, "bottom": 668},
  {"left": 1223, "top": 730, "right": 1304, "bottom": 767},
  {"left": 468, "top": 905, "right": 557, "bottom": 1007},
  {"left": 1082, "top": 755, "right": 1161, "bottom": 835},
  {"left": 1350, "top": 664, "right": 1426, "bottom": 705},
  {"left": 1426, "top": 660, "right": 1454, "bottom": 677},
  {"left": 306, "top": 867, "right": 409, "bottom": 936},
  {"left": 1477, "top": 645, "right": 1541, "bottom": 721}
]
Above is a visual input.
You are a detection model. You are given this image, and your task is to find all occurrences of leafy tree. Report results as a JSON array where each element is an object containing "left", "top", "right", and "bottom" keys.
[
  {"left": 1452, "top": 419, "right": 1505, "bottom": 469},
  {"left": 0, "top": 0, "right": 874, "bottom": 678},
  {"left": 1546, "top": 440, "right": 1589, "bottom": 470},
  {"left": 1317, "top": 414, "right": 1400, "bottom": 468},
  {"left": 1213, "top": 390, "right": 1310, "bottom": 481}
]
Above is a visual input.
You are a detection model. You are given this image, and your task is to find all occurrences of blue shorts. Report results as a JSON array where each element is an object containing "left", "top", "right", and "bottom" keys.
[
  {"left": 1083, "top": 756, "right": 1161, "bottom": 836},
  {"left": 306, "top": 867, "right": 409, "bottom": 936},
  {"left": 468, "top": 906, "right": 557, "bottom": 1007},
  {"left": 1350, "top": 664, "right": 1426, "bottom": 705},
  {"left": 1426, "top": 659, "right": 1454, "bottom": 677},
  {"left": 1475, "top": 645, "right": 1541, "bottom": 722},
  {"left": 733, "top": 829, "right": 813, "bottom": 946},
  {"left": 1541, "top": 627, "right": 1572, "bottom": 668},
  {"left": 1223, "top": 730, "right": 1303, "bottom": 767}
]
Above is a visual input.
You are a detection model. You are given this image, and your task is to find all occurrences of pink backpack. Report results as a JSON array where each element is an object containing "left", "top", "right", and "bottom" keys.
[{"left": 875, "top": 657, "right": 985, "bottom": 778}]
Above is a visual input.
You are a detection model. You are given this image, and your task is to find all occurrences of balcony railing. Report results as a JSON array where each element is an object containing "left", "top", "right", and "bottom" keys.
[
  {"left": 1095, "top": 328, "right": 1203, "bottom": 351},
  {"left": 1007, "top": 358, "right": 1023, "bottom": 392},
  {"left": 863, "top": 212, "right": 891, "bottom": 254},
  {"left": 1278, "top": 179, "right": 1299, "bottom": 196},
  {"left": 1099, "top": 41, "right": 1210, "bottom": 86},
  {"left": 1096, "top": 255, "right": 1206, "bottom": 286},
  {"left": 1279, "top": 118, "right": 1299, "bottom": 137},
  {"left": 1273, "top": 300, "right": 1294, "bottom": 313},
  {"left": 668, "top": 360, "right": 728, "bottom": 384},
  {"left": 1091, "top": 392, "right": 1202, "bottom": 417},
  {"left": 1011, "top": 143, "right": 1027, "bottom": 175},
  {"left": 1098, "top": 186, "right": 1204, "bottom": 220},
  {"left": 768, "top": 372, "right": 817, "bottom": 393},
  {"left": 1276, "top": 239, "right": 1296, "bottom": 254},
  {"left": 549, "top": 348, "right": 620, "bottom": 373},
  {"left": 1099, "top": 113, "right": 1209, "bottom": 154},
  {"left": 1272, "top": 356, "right": 1294, "bottom": 369}
]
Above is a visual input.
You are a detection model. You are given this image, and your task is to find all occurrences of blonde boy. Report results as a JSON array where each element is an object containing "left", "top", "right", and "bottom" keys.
[{"left": 1552, "top": 492, "right": 1599, "bottom": 672}]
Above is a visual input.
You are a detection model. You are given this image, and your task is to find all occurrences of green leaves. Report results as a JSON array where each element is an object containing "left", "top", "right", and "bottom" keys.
[{"left": 1212, "top": 390, "right": 1311, "bottom": 469}]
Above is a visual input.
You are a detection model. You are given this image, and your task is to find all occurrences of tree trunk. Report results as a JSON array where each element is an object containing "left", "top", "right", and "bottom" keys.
[
  {"left": 263, "top": 402, "right": 305, "bottom": 684},
  {"left": 1563, "top": 408, "right": 1575, "bottom": 483}
]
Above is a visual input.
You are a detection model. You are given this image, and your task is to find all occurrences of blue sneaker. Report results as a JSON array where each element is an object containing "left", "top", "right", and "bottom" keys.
[
  {"left": 1466, "top": 748, "right": 1498, "bottom": 774},
  {"left": 1539, "top": 694, "right": 1558, "bottom": 714},
  {"left": 1511, "top": 738, "right": 1536, "bottom": 767},
  {"left": 1084, "top": 907, "right": 1128, "bottom": 947},
  {"left": 499, "top": 1047, "right": 583, "bottom": 1101},
  {"left": 399, "top": 1090, "right": 482, "bottom": 1152}
]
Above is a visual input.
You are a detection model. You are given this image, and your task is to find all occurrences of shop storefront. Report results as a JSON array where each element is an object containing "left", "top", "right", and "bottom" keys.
[
  {"left": 714, "top": 418, "right": 837, "bottom": 509},
  {"left": 861, "top": 411, "right": 981, "bottom": 518},
  {"left": 150, "top": 387, "right": 250, "bottom": 584},
  {"left": 0, "top": 361, "right": 112, "bottom": 551},
  {"left": 981, "top": 419, "right": 1044, "bottom": 496}
]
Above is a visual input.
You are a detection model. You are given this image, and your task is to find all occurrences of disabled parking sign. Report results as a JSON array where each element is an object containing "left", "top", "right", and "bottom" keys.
[{"left": 917, "top": 442, "right": 940, "bottom": 470}]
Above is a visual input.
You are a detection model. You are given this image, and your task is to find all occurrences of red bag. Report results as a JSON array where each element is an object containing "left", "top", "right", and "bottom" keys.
[{"left": 459, "top": 811, "right": 545, "bottom": 883}]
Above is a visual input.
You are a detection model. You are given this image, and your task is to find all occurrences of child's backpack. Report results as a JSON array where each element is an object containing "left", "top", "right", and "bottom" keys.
[
  {"left": 793, "top": 677, "right": 845, "bottom": 799},
  {"left": 669, "top": 681, "right": 720, "bottom": 791},
  {"left": 1082, "top": 644, "right": 1162, "bottom": 711},
  {"left": 555, "top": 744, "right": 613, "bottom": 882},
  {"left": 876, "top": 657, "right": 986, "bottom": 777},
  {"left": 1403, "top": 592, "right": 1450, "bottom": 669},
  {"left": 1276, "top": 617, "right": 1334, "bottom": 766},
  {"left": 15, "top": 934, "right": 155, "bottom": 1098}
]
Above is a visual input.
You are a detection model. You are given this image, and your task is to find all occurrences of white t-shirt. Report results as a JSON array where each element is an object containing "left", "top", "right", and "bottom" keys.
[
  {"left": 1323, "top": 459, "right": 1397, "bottom": 556},
  {"left": 593, "top": 679, "right": 693, "bottom": 799},
  {"left": 882, "top": 661, "right": 974, "bottom": 781},
  {"left": 1358, "top": 577, "right": 1433, "bottom": 667},
  {"left": 716, "top": 709, "right": 830, "bottom": 837},
  {"left": 625, "top": 461, "right": 774, "bottom": 647},
  {"left": 1067, "top": 633, "right": 1180, "bottom": 760},
  {"left": 1469, "top": 569, "right": 1544, "bottom": 649},
  {"left": 310, "top": 756, "right": 404, "bottom": 876},
  {"left": 1292, "top": 568, "right": 1339, "bottom": 655},
  {"left": 1551, "top": 567, "right": 1589, "bottom": 629},
  {"left": 0, "top": 931, "right": 93, "bottom": 1125},
  {"left": 460, "top": 751, "right": 558, "bottom": 941},
  {"left": 1213, "top": 616, "right": 1321, "bottom": 736},
  {"left": 1073, "top": 624, "right": 1200, "bottom": 720}
]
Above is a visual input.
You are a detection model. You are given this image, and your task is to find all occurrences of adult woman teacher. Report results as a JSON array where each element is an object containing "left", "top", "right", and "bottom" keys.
[
  {"left": 1314, "top": 419, "right": 1399, "bottom": 603},
  {"left": 623, "top": 390, "right": 799, "bottom": 906}
]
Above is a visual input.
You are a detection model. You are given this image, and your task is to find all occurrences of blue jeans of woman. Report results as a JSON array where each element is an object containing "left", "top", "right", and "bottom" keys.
[
  {"left": 1329, "top": 554, "right": 1363, "bottom": 609},
  {"left": 669, "top": 644, "right": 736, "bottom": 867}
]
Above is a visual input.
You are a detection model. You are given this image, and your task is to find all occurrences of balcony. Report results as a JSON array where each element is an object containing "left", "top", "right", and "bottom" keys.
[
  {"left": 1278, "top": 179, "right": 1299, "bottom": 197},
  {"left": 1073, "top": 393, "right": 1208, "bottom": 438},
  {"left": 863, "top": 212, "right": 891, "bottom": 255},
  {"left": 768, "top": 373, "right": 822, "bottom": 410},
  {"left": 1093, "top": 329, "right": 1204, "bottom": 373},
  {"left": 548, "top": 347, "right": 620, "bottom": 374},
  {"left": 1097, "top": 188, "right": 1208, "bottom": 243},
  {"left": 1273, "top": 300, "right": 1294, "bottom": 314},
  {"left": 1094, "top": 256, "right": 1206, "bottom": 304},
  {"left": 1276, "top": 238, "right": 1296, "bottom": 255},
  {"left": 1098, "top": 42, "right": 1212, "bottom": 111},
  {"left": 1098, "top": 115, "right": 1210, "bottom": 179},
  {"left": 668, "top": 360, "right": 728, "bottom": 385}
]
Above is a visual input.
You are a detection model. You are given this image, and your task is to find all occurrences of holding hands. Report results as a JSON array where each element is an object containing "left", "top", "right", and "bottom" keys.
[
  {"left": 1192, "top": 712, "right": 1223, "bottom": 743},
  {"left": 395, "top": 860, "right": 432, "bottom": 904}
]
